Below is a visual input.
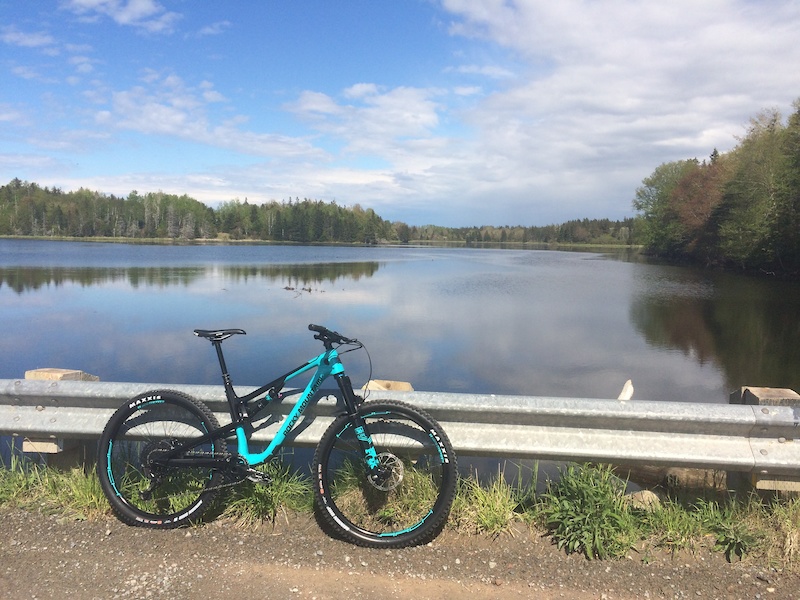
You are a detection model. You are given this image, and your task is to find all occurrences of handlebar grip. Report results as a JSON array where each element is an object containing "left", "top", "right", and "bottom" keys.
[{"left": 308, "top": 324, "right": 356, "bottom": 345}]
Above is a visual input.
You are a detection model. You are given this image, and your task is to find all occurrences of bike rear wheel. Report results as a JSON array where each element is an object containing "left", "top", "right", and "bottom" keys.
[
  {"left": 313, "top": 400, "right": 457, "bottom": 548},
  {"left": 97, "top": 389, "right": 228, "bottom": 528}
]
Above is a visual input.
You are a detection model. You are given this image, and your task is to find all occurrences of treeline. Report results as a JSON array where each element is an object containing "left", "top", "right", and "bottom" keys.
[
  {"left": 412, "top": 218, "right": 633, "bottom": 245},
  {"left": 0, "top": 178, "right": 634, "bottom": 246},
  {"left": 633, "top": 99, "right": 800, "bottom": 276},
  {"left": 0, "top": 182, "right": 396, "bottom": 243}
]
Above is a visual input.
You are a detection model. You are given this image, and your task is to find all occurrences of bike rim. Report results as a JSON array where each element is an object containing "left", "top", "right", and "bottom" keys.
[
  {"left": 321, "top": 409, "right": 450, "bottom": 540},
  {"left": 105, "top": 399, "right": 220, "bottom": 522}
]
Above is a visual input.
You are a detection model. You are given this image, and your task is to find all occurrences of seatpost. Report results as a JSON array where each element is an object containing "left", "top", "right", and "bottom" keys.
[{"left": 211, "top": 340, "right": 230, "bottom": 380}]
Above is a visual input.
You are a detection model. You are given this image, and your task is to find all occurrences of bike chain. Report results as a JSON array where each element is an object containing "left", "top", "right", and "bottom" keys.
[{"left": 167, "top": 450, "right": 272, "bottom": 493}]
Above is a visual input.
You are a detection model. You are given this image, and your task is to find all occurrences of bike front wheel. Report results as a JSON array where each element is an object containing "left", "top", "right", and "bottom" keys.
[
  {"left": 97, "top": 389, "right": 228, "bottom": 528},
  {"left": 313, "top": 400, "right": 457, "bottom": 548}
]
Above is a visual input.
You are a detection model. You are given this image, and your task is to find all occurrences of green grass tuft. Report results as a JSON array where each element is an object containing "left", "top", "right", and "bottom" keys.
[
  {"left": 537, "top": 464, "right": 637, "bottom": 560},
  {"left": 222, "top": 460, "right": 313, "bottom": 528},
  {"left": 0, "top": 455, "right": 107, "bottom": 518}
]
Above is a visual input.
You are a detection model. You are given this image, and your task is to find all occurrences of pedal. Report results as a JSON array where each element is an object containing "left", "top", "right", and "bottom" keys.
[{"left": 245, "top": 468, "right": 272, "bottom": 485}]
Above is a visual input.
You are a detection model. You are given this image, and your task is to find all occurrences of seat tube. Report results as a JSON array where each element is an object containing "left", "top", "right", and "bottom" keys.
[{"left": 212, "top": 340, "right": 241, "bottom": 419}]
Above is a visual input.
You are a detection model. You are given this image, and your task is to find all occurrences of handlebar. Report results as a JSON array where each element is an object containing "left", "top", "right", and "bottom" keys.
[{"left": 308, "top": 324, "right": 358, "bottom": 347}]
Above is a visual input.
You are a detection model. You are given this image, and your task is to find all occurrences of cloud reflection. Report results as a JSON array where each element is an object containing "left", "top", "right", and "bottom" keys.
[{"left": 2, "top": 244, "right": 798, "bottom": 403}]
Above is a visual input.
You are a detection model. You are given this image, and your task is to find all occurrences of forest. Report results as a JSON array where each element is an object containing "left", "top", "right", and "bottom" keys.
[
  {"left": 633, "top": 98, "right": 800, "bottom": 277},
  {"left": 0, "top": 179, "right": 633, "bottom": 246}
]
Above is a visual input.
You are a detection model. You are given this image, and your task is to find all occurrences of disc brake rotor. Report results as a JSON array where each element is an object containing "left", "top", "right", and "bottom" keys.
[{"left": 368, "top": 452, "right": 404, "bottom": 491}]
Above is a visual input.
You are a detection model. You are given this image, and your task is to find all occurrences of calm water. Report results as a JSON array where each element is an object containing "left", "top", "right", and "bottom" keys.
[{"left": 1, "top": 238, "right": 799, "bottom": 403}]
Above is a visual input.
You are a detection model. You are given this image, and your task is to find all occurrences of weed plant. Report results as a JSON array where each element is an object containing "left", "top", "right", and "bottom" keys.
[
  {"left": 450, "top": 469, "right": 526, "bottom": 535},
  {"left": 537, "top": 463, "right": 638, "bottom": 560},
  {"left": 638, "top": 497, "right": 705, "bottom": 554}
]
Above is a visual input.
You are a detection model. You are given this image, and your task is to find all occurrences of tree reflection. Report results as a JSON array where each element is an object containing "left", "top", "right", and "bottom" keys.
[
  {"left": 0, "top": 262, "right": 380, "bottom": 294},
  {"left": 630, "top": 269, "right": 800, "bottom": 394}
]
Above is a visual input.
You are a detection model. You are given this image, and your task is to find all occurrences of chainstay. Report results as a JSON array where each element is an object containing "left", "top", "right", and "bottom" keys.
[{"left": 141, "top": 449, "right": 252, "bottom": 498}]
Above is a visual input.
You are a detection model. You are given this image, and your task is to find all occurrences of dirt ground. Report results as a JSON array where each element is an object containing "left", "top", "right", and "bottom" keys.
[{"left": 1, "top": 507, "right": 798, "bottom": 600}]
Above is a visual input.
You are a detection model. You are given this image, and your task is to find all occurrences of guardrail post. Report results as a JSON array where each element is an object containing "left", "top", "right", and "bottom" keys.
[
  {"left": 730, "top": 386, "right": 800, "bottom": 494},
  {"left": 22, "top": 368, "right": 99, "bottom": 469}
]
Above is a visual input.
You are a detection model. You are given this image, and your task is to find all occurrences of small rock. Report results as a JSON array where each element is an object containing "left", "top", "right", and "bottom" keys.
[{"left": 625, "top": 490, "right": 662, "bottom": 511}]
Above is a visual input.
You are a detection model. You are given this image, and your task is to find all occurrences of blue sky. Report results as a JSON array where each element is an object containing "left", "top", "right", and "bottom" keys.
[{"left": 2, "top": 1, "right": 800, "bottom": 227}]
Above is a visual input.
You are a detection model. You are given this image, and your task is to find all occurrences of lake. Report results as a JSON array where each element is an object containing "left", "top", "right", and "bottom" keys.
[{"left": 1, "top": 238, "right": 799, "bottom": 403}]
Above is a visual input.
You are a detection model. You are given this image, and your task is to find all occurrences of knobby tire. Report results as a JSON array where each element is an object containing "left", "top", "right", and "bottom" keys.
[
  {"left": 312, "top": 400, "right": 458, "bottom": 548},
  {"left": 97, "top": 389, "right": 227, "bottom": 528}
]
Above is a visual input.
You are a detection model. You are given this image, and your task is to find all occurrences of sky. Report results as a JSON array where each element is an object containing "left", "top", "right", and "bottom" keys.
[{"left": 2, "top": 1, "right": 800, "bottom": 227}]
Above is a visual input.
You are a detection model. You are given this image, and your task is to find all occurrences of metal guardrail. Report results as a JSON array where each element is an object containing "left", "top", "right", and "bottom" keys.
[{"left": 1, "top": 379, "right": 799, "bottom": 479}]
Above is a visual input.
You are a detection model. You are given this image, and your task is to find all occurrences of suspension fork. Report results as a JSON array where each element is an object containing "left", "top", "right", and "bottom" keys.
[{"left": 334, "top": 373, "right": 382, "bottom": 473}]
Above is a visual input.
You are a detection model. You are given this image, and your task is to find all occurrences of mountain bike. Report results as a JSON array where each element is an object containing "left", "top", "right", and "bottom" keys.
[{"left": 97, "top": 324, "right": 458, "bottom": 548}]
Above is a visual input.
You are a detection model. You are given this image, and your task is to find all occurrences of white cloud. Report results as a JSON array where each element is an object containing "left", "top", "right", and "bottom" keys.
[
  {"left": 11, "top": 66, "right": 48, "bottom": 81},
  {"left": 69, "top": 55, "right": 96, "bottom": 74},
  {"left": 0, "top": 26, "right": 56, "bottom": 48},
  {"left": 0, "top": 105, "right": 27, "bottom": 124},
  {"left": 199, "top": 81, "right": 226, "bottom": 103},
  {"left": 94, "top": 73, "right": 325, "bottom": 160},
  {"left": 449, "top": 64, "right": 515, "bottom": 79},
  {"left": 416, "top": 0, "right": 800, "bottom": 222},
  {"left": 195, "top": 20, "right": 231, "bottom": 37},
  {"left": 453, "top": 86, "right": 482, "bottom": 97},
  {"left": 292, "top": 91, "right": 343, "bottom": 116},
  {"left": 289, "top": 86, "right": 443, "bottom": 150},
  {"left": 343, "top": 83, "right": 380, "bottom": 99},
  {"left": 63, "top": 0, "right": 182, "bottom": 34},
  {"left": 0, "top": 153, "right": 63, "bottom": 172}
]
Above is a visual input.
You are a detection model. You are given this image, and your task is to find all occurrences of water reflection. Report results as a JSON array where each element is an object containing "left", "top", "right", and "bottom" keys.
[
  {"left": 630, "top": 264, "right": 800, "bottom": 395},
  {"left": 0, "top": 262, "right": 380, "bottom": 294},
  {"left": 1, "top": 241, "right": 799, "bottom": 404}
]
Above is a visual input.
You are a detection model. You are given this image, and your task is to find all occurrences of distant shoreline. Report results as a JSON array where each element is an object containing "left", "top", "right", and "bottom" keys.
[{"left": 0, "top": 234, "right": 641, "bottom": 253}]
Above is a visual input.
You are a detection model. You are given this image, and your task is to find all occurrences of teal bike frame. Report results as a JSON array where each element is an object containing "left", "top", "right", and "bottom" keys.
[
  {"left": 155, "top": 327, "right": 380, "bottom": 475},
  {"left": 235, "top": 346, "right": 344, "bottom": 464}
]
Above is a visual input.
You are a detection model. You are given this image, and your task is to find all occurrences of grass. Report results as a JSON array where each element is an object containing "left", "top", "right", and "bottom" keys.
[
  {"left": 325, "top": 458, "right": 443, "bottom": 533},
  {"left": 1, "top": 456, "right": 798, "bottom": 569},
  {"left": 0, "top": 455, "right": 107, "bottom": 519},
  {"left": 222, "top": 460, "right": 314, "bottom": 528},
  {"left": 450, "top": 465, "right": 531, "bottom": 536}
]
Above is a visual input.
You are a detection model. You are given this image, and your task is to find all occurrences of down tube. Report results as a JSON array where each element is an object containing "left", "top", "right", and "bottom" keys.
[{"left": 236, "top": 353, "right": 341, "bottom": 465}]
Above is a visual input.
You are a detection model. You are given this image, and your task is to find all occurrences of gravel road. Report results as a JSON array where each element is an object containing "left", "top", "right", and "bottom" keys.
[{"left": 1, "top": 507, "right": 798, "bottom": 600}]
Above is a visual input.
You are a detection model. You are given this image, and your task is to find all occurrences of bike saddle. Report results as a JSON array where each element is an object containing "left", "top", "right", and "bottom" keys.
[{"left": 193, "top": 328, "right": 246, "bottom": 341}]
